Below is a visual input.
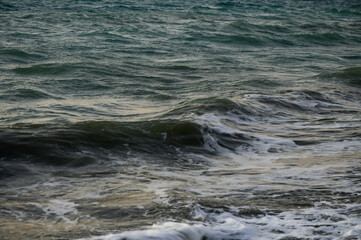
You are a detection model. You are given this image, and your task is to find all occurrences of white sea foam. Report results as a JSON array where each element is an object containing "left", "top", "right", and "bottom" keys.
[
  {"left": 80, "top": 222, "right": 205, "bottom": 240},
  {"left": 195, "top": 112, "right": 297, "bottom": 156},
  {"left": 79, "top": 202, "right": 361, "bottom": 240},
  {"left": 194, "top": 106, "right": 360, "bottom": 164},
  {"left": 42, "top": 199, "right": 79, "bottom": 224},
  {"left": 343, "top": 224, "right": 361, "bottom": 239},
  {"left": 0, "top": 209, "right": 26, "bottom": 220}
]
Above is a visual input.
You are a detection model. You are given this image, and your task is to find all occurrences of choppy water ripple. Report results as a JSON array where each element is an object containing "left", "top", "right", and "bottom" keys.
[{"left": 1, "top": 0, "right": 361, "bottom": 239}]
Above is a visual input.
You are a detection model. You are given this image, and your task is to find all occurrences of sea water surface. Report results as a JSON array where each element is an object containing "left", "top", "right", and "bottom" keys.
[{"left": 1, "top": 0, "right": 361, "bottom": 239}]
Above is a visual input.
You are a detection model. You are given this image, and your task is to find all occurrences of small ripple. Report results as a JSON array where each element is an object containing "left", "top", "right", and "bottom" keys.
[{"left": 0, "top": 88, "right": 63, "bottom": 101}]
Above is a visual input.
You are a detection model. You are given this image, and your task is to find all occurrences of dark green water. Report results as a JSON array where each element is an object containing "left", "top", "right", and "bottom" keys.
[{"left": 1, "top": 0, "right": 361, "bottom": 239}]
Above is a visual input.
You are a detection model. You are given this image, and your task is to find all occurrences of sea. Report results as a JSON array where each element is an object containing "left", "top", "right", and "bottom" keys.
[{"left": 0, "top": 0, "right": 361, "bottom": 239}]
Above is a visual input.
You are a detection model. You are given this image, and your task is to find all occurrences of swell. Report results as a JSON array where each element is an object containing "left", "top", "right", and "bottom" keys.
[
  {"left": 1, "top": 91, "right": 359, "bottom": 169},
  {"left": 0, "top": 120, "right": 204, "bottom": 166},
  {"left": 0, "top": 49, "right": 45, "bottom": 64},
  {"left": 318, "top": 66, "right": 361, "bottom": 87},
  {"left": 0, "top": 87, "right": 62, "bottom": 100},
  {"left": 0, "top": 118, "right": 254, "bottom": 167},
  {"left": 11, "top": 62, "right": 127, "bottom": 77},
  {"left": 163, "top": 97, "right": 253, "bottom": 117},
  {"left": 0, "top": 97, "right": 255, "bottom": 167}
]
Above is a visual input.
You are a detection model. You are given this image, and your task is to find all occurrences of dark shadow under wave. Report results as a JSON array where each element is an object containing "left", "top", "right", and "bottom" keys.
[
  {"left": 0, "top": 90, "right": 359, "bottom": 171},
  {"left": 0, "top": 113, "right": 256, "bottom": 169},
  {"left": 318, "top": 66, "right": 361, "bottom": 87},
  {"left": 0, "top": 49, "right": 45, "bottom": 64},
  {"left": 0, "top": 120, "right": 204, "bottom": 167}
]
